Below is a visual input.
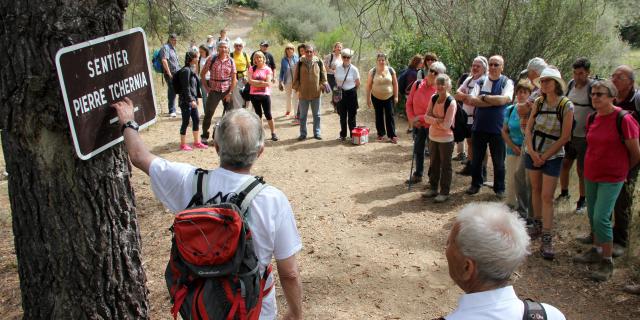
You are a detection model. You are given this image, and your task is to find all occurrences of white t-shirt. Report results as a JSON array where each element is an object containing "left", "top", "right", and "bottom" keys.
[
  {"left": 458, "top": 76, "right": 483, "bottom": 124},
  {"left": 567, "top": 82, "right": 592, "bottom": 138},
  {"left": 445, "top": 286, "right": 566, "bottom": 320},
  {"left": 334, "top": 64, "right": 360, "bottom": 90},
  {"left": 149, "top": 158, "right": 302, "bottom": 320}
]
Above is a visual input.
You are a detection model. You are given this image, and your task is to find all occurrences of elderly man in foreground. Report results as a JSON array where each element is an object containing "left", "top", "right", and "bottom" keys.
[
  {"left": 111, "top": 98, "right": 303, "bottom": 320},
  {"left": 442, "top": 202, "right": 565, "bottom": 319}
]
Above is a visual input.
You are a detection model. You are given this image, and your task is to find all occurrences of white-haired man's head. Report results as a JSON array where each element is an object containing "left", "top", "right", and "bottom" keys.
[
  {"left": 213, "top": 109, "right": 264, "bottom": 170},
  {"left": 445, "top": 202, "right": 530, "bottom": 293}
]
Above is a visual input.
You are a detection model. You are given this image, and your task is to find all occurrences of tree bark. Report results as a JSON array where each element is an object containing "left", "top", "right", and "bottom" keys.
[{"left": 0, "top": 1, "right": 149, "bottom": 319}]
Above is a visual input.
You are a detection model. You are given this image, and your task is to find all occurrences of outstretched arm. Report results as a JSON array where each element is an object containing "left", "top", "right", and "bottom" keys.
[{"left": 111, "top": 97, "right": 157, "bottom": 174}]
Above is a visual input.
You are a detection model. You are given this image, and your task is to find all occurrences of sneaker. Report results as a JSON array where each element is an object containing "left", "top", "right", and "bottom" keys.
[
  {"left": 434, "top": 194, "right": 449, "bottom": 203},
  {"left": 180, "top": 144, "right": 193, "bottom": 151},
  {"left": 170, "top": 112, "right": 177, "bottom": 118},
  {"left": 297, "top": 136, "right": 306, "bottom": 141},
  {"left": 540, "top": 233, "right": 555, "bottom": 260},
  {"left": 573, "top": 247, "right": 602, "bottom": 264},
  {"left": 623, "top": 284, "right": 640, "bottom": 295},
  {"left": 271, "top": 133, "right": 279, "bottom": 141},
  {"left": 422, "top": 189, "right": 438, "bottom": 198},
  {"left": 575, "top": 198, "right": 586, "bottom": 214},
  {"left": 452, "top": 152, "right": 467, "bottom": 161},
  {"left": 313, "top": 135, "right": 322, "bottom": 140},
  {"left": 405, "top": 175, "right": 423, "bottom": 184},
  {"left": 575, "top": 233, "right": 593, "bottom": 245},
  {"left": 495, "top": 191, "right": 505, "bottom": 200},
  {"left": 337, "top": 137, "right": 346, "bottom": 141},
  {"left": 377, "top": 136, "right": 384, "bottom": 141},
  {"left": 465, "top": 186, "right": 480, "bottom": 195},
  {"left": 589, "top": 259, "right": 614, "bottom": 282},
  {"left": 390, "top": 137, "right": 399, "bottom": 144},
  {"left": 612, "top": 243, "right": 626, "bottom": 258},
  {"left": 554, "top": 193, "right": 570, "bottom": 203},
  {"left": 193, "top": 142, "right": 208, "bottom": 149},
  {"left": 200, "top": 139, "right": 209, "bottom": 146}
]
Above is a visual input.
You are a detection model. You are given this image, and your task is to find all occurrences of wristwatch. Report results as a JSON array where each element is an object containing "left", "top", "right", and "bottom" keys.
[{"left": 121, "top": 120, "right": 140, "bottom": 133}]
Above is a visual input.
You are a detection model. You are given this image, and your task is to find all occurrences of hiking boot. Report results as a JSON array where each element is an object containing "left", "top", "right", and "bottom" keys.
[
  {"left": 623, "top": 284, "right": 640, "bottom": 295},
  {"left": 465, "top": 186, "right": 480, "bottom": 195},
  {"left": 271, "top": 133, "right": 279, "bottom": 141},
  {"left": 573, "top": 247, "right": 601, "bottom": 264},
  {"left": 434, "top": 194, "right": 449, "bottom": 203},
  {"left": 540, "top": 233, "right": 555, "bottom": 260},
  {"left": 589, "top": 259, "right": 614, "bottom": 282},
  {"left": 575, "top": 233, "right": 593, "bottom": 245},
  {"left": 405, "top": 175, "right": 423, "bottom": 184},
  {"left": 297, "top": 136, "right": 306, "bottom": 141},
  {"left": 613, "top": 243, "right": 626, "bottom": 258},
  {"left": 452, "top": 152, "right": 467, "bottom": 162},
  {"left": 457, "top": 164, "right": 472, "bottom": 176},
  {"left": 422, "top": 189, "right": 438, "bottom": 198},
  {"left": 575, "top": 198, "right": 586, "bottom": 214},
  {"left": 554, "top": 192, "right": 570, "bottom": 203},
  {"left": 495, "top": 191, "right": 505, "bottom": 200},
  {"left": 527, "top": 221, "right": 542, "bottom": 240}
]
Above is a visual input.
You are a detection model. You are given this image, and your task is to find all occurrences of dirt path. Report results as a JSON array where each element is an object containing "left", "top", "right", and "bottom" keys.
[{"left": 1, "top": 5, "right": 639, "bottom": 320}]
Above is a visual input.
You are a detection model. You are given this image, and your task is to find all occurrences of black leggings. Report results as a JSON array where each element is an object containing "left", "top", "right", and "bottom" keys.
[
  {"left": 371, "top": 95, "right": 396, "bottom": 138},
  {"left": 251, "top": 94, "right": 272, "bottom": 120},
  {"left": 179, "top": 104, "right": 199, "bottom": 135},
  {"left": 337, "top": 88, "right": 358, "bottom": 138}
]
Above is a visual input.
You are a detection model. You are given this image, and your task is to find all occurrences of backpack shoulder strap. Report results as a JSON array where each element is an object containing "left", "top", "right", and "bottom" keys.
[
  {"left": 414, "top": 79, "right": 423, "bottom": 91},
  {"left": 566, "top": 79, "right": 575, "bottom": 95},
  {"left": 187, "top": 168, "right": 209, "bottom": 208},
  {"left": 388, "top": 66, "right": 395, "bottom": 75},
  {"left": 231, "top": 176, "right": 268, "bottom": 219},
  {"left": 586, "top": 111, "right": 597, "bottom": 136},
  {"left": 244, "top": 52, "right": 249, "bottom": 65},
  {"left": 522, "top": 299, "right": 547, "bottom": 320},
  {"left": 431, "top": 93, "right": 439, "bottom": 105},
  {"left": 533, "top": 96, "right": 544, "bottom": 118},
  {"left": 557, "top": 96, "right": 570, "bottom": 123},
  {"left": 617, "top": 110, "right": 630, "bottom": 144}
]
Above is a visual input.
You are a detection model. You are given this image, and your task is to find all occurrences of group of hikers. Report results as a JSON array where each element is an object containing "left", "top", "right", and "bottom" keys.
[{"left": 146, "top": 29, "right": 640, "bottom": 319}]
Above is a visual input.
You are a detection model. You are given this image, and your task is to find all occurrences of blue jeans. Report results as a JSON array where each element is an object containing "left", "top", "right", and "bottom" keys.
[
  {"left": 299, "top": 98, "right": 321, "bottom": 137},
  {"left": 471, "top": 131, "right": 505, "bottom": 192},
  {"left": 412, "top": 127, "right": 428, "bottom": 177},
  {"left": 164, "top": 74, "right": 177, "bottom": 113}
]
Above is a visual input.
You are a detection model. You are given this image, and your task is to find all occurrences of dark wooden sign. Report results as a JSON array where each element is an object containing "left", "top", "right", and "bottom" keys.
[{"left": 55, "top": 27, "right": 157, "bottom": 160}]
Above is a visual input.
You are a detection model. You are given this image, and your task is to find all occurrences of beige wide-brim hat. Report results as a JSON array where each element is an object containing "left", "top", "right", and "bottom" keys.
[{"left": 533, "top": 67, "right": 566, "bottom": 93}]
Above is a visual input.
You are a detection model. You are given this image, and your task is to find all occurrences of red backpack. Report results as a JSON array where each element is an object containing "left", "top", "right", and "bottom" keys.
[{"left": 165, "top": 168, "right": 272, "bottom": 320}]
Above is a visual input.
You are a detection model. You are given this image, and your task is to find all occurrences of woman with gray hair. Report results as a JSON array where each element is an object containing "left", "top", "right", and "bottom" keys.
[
  {"left": 444, "top": 202, "right": 566, "bottom": 319},
  {"left": 573, "top": 80, "right": 640, "bottom": 281},
  {"left": 423, "top": 74, "right": 457, "bottom": 202}
]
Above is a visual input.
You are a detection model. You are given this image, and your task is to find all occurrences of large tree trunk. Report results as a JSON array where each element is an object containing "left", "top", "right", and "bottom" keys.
[{"left": 0, "top": 1, "right": 149, "bottom": 319}]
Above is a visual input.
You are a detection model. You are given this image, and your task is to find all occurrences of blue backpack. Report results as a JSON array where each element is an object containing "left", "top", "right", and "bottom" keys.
[{"left": 151, "top": 48, "right": 163, "bottom": 73}]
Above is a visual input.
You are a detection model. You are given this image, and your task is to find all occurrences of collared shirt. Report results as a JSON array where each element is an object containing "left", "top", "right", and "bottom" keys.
[
  {"left": 160, "top": 43, "right": 180, "bottom": 74},
  {"left": 203, "top": 55, "right": 236, "bottom": 93},
  {"left": 445, "top": 286, "right": 566, "bottom": 320}
]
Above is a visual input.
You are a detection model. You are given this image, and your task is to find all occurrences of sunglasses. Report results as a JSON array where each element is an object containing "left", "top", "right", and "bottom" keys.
[
  {"left": 429, "top": 69, "right": 439, "bottom": 75},
  {"left": 234, "top": 44, "right": 243, "bottom": 47},
  {"left": 590, "top": 91, "right": 609, "bottom": 97},
  {"left": 342, "top": 56, "right": 351, "bottom": 59},
  {"left": 489, "top": 63, "right": 501, "bottom": 67},
  {"left": 425, "top": 58, "right": 435, "bottom": 62}
]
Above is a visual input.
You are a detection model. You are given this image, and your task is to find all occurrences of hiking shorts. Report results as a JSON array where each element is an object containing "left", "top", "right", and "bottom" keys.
[{"left": 525, "top": 154, "right": 563, "bottom": 177}]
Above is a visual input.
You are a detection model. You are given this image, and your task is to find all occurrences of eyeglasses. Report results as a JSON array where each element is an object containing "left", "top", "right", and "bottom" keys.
[
  {"left": 611, "top": 74, "right": 630, "bottom": 81},
  {"left": 590, "top": 91, "right": 609, "bottom": 97},
  {"left": 489, "top": 63, "right": 501, "bottom": 67},
  {"left": 305, "top": 50, "right": 313, "bottom": 53},
  {"left": 429, "top": 69, "right": 439, "bottom": 75},
  {"left": 342, "top": 56, "right": 351, "bottom": 59},
  {"left": 234, "top": 44, "right": 243, "bottom": 47}
]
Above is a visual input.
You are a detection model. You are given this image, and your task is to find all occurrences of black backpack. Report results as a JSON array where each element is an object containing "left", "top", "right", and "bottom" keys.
[
  {"left": 430, "top": 94, "right": 470, "bottom": 142},
  {"left": 165, "top": 169, "right": 272, "bottom": 320},
  {"left": 172, "top": 67, "right": 189, "bottom": 93},
  {"left": 586, "top": 109, "right": 636, "bottom": 144}
]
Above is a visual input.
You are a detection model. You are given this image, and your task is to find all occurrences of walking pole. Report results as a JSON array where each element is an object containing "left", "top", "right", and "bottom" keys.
[{"left": 408, "top": 137, "right": 416, "bottom": 191}]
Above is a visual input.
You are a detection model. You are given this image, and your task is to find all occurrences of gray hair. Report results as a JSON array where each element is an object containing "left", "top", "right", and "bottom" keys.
[
  {"left": 430, "top": 61, "right": 447, "bottom": 74},
  {"left": 217, "top": 40, "right": 229, "bottom": 48},
  {"left": 213, "top": 109, "right": 264, "bottom": 169},
  {"left": 436, "top": 74, "right": 452, "bottom": 91},
  {"left": 527, "top": 57, "right": 547, "bottom": 75},
  {"left": 591, "top": 79, "right": 618, "bottom": 98},
  {"left": 473, "top": 56, "right": 488, "bottom": 73},
  {"left": 455, "top": 202, "right": 530, "bottom": 284}
]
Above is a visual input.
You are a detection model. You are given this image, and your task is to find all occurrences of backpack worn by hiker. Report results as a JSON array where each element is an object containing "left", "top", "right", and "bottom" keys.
[
  {"left": 165, "top": 169, "right": 273, "bottom": 320},
  {"left": 231, "top": 51, "right": 251, "bottom": 78},
  {"left": 295, "top": 58, "right": 326, "bottom": 88},
  {"left": 171, "top": 67, "right": 190, "bottom": 94},
  {"left": 430, "top": 94, "right": 470, "bottom": 143},
  {"left": 586, "top": 108, "right": 636, "bottom": 144},
  {"left": 432, "top": 299, "right": 548, "bottom": 320},
  {"left": 531, "top": 96, "right": 573, "bottom": 151},
  {"left": 151, "top": 48, "right": 164, "bottom": 73},
  {"left": 566, "top": 78, "right": 595, "bottom": 109}
]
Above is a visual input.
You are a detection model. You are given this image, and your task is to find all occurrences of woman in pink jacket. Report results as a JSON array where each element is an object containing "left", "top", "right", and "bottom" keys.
[{"left": 423, "top": 74, "right": 457, "bottom": 202}]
